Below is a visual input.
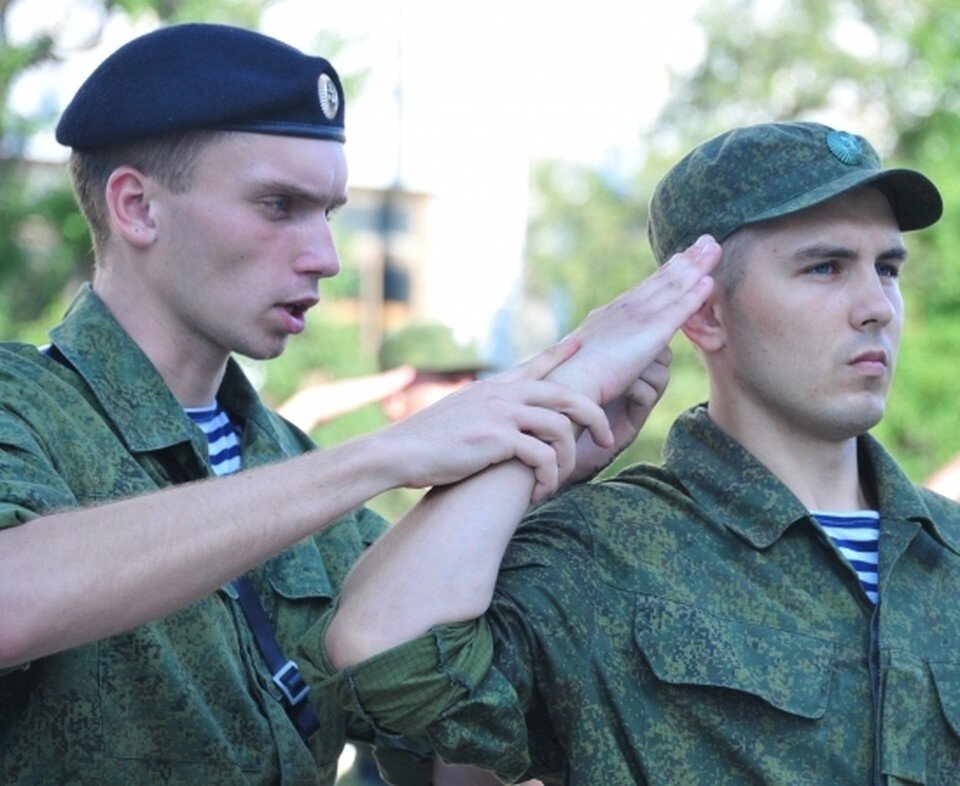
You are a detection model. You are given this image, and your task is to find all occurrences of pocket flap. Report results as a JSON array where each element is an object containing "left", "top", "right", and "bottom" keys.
[
  {"left": 930, "top": 661, "right": 960, "bottom": 738},
  {"left": 266, "top": 537, "right": 334, "bottom": 600},
  {"left": 635, "top": 596, "right": 834, "bottom": 719}
]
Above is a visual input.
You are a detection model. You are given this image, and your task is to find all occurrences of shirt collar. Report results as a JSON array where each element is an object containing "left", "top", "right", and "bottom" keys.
[
  {"left": 661, "top": 404, "right": 960, "bottom": 555},
  {"left": 47, "top": 284, "right": 270, "bottom": 455}
]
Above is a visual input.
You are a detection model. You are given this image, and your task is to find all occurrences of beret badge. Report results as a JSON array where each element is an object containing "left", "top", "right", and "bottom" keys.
[
  {"left": 318, "top": 73, "right": 340, "bottom": 121},
  {"left": 826, "top": 130, "right": 863, "bottom": 166}
]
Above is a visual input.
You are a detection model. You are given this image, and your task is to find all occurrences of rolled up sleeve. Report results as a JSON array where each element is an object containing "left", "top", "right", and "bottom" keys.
[{"left": 299, "top": 610, "right": 534, "bottom": 781}]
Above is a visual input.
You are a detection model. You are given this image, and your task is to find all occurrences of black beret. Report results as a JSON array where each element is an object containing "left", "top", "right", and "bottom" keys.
[{"left": 56, "top": 23, "right": 345, "bottom": 150}]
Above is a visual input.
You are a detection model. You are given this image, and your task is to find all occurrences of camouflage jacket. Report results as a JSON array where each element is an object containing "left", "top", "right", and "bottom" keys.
[
  {"left": 0, "top": 285, "right": 430, "bottom": 785},
  {"left": 310, "top": 405, "right": 960, "bottom": 785}
]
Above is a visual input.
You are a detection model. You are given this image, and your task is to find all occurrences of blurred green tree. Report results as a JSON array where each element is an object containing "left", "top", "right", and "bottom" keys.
[
  {"left": 1, "top": 0, "right": 376, "bottom": 423},
  {"left": 0, "top": 0, "right": 268, "bottom": 340},
  {"left": 526, "top": 0, "right": 960, "bottom": 481}
]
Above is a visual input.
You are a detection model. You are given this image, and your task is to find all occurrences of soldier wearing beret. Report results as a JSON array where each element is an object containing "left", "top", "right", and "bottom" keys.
[
  {"left": 0, "top": 22, "right": 718, "bottom": 786},
  {"left": 316, "top": 122, "right": 960, "bottom": 785}
]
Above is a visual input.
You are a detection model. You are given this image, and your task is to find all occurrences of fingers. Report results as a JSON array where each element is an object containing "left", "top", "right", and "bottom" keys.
[
  {"left": 388, "top": 373, "right": 613, "bottom": 494},
  {"left": 514, "top": 433, "right": 563, "bottom": 504},
  {"left": 663, "top": 234, "right": 722, "bottom": 278},
  {"left": 494, "top": 402, "right": 584, "bottom": 503},
  {"left": 655, "top": 234, "right": 721, "bottom": 301},
  {"left": 502, "top": 379, "right": 614, "bottom": 449},
  {"left": 542, "top": 237, "right": 717, "bottom": 407},
  {"left": 471, "top": 381, "right": 607, "bottom": 501},
  {"left": 593, "top": 235, "right": 720, "bottom": 339},
  {"left": 500, "top": 335, "right": 581, "bottom": 383},
  {"left": 634, "top": 350, "right": 672, "bottom": 403},
  {"left": 624, "top": 378, "right": 661, "bottom": 419}
]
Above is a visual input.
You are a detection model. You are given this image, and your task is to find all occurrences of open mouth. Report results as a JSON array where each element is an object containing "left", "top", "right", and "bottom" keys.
[{"left": 276, "top": 298, "right": 317, "bottom": 335}]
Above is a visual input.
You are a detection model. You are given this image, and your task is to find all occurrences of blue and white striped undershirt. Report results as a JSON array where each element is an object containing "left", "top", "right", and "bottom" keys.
[
  {"left": 184, "top": 401, "right": 242, "bottom": 477},
  {"left": 810, "top": 510, "right": 880, "bottom": 604}
]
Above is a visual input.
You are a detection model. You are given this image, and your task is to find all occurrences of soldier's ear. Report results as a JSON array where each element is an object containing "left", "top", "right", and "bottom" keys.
[
  {"left": 681, "top": 291, "right": 726, "bottom": 353},
  {"left": 105, "top": 166, "right": 158, "bottom": 249}
]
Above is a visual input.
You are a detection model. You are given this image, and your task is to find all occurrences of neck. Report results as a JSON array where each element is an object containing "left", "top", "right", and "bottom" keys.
[
  {"left": 93, "top": 267, "right": 228, "bottom": 408},
  {"left": 707, "top": 399, "right": 869, "bottom": 511}
]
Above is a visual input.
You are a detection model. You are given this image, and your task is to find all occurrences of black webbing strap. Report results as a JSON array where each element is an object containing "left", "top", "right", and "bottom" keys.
[
  {"left": 42, "top": 343, "right": 320, "bottom": 741},
  {"left": 232, "top": 575, "right": 321, "bottom": 741},
  {"left": 154, "top": 442, "right": 322, "bottom": 741}
]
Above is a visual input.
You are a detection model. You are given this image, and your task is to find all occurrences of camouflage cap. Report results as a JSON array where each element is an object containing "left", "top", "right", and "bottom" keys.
[
  {"left": 378, "top": 323, "right": 488, "bottom": 375},
  {"left": 647, "top": 121, "right": 942, "bottom": 264}
]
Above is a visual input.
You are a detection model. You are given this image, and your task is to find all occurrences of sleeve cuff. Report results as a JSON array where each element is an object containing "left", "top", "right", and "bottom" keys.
[{"left": 300, "top": 610, "right": 494, "bottom": 734}]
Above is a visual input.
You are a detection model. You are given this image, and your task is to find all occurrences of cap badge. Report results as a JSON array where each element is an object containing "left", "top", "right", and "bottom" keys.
[
  {"left": 317, "top": 72, "right": 340, "bottom": 120},
  {"left": 826, "top": 130, "right": 863, "bottom": 166}
]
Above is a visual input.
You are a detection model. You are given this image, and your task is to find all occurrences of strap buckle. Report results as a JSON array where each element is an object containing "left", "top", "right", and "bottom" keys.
[{"left": 272, "top": 660, "right": 310, "bottom": 706}]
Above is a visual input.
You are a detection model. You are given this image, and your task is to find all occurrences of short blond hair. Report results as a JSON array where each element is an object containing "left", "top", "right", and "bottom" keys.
[{"left": 67, "top": 130, "right": 230, "bottom": 259}]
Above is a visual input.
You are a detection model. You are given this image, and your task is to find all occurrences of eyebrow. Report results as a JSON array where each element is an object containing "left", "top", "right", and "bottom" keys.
[
  {"left": 255, "top": 178, "right": 348, "bottom": 210},
  {"left": 790, "top": 243, "right": 908, "bottom": 263}
]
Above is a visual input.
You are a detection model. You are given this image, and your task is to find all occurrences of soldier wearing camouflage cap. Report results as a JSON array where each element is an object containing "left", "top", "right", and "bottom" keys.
[
  {"left": 316, "top": 122, "right": 960, "bottom": 785},
  {"left": 378, "top": 323, "right": 490, "bottom": 421},
  {"left": 2, "top": 22, "right": 707, "bottom": 785}
]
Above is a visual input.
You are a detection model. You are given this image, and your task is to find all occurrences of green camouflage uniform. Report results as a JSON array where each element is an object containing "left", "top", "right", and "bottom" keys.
[
  {"left": 0, "top": 285, "right": 430, "bottom": 785},
  {"left": 307, "top": 406, "right": 960, "bottom": 785}
]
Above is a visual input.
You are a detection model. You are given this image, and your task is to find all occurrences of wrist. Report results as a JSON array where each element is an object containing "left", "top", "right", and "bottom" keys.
[
  {"left": 543, "top": 363, "right": 601, "bottom": 404},
  {"left": 350, "top": 428, "right": 411, "bottom": 490}
]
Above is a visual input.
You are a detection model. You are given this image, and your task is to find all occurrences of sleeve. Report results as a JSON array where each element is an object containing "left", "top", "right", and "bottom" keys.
[
  {"left": 301, "top": 492, "right": 597, "bottom": 783},
  {"left": 302, "top": 611, "right": 534, "bottom": 782},
  {"left": 305, "top": 504, "right": 439, "bottom": 784},
  {"left": 0, "top": 398, "right": 78, "bottom": 677},
  {"left": 0, "top": 415, "right": 76, "bottom": 530},
  {"left": 429, "top": 494, "right": 596, "bottom": 781}
]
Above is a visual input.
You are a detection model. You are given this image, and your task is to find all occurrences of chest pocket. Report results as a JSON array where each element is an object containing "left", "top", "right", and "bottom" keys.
[
  {"left": 932, "top": 663, "right": 960, "bottom": 739},
  {"left": 634, "top": 595, "right": 835, "bottom": 719},
  {"left": 891, "top": 660, "right": 960, "bottom": 783},
  {"left": 99, "top": 544, "right": 337, "bottom": 772}
]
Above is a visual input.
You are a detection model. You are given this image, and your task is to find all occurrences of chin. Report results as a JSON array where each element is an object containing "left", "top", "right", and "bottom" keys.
[
  {"left": 236, "top": 341, "right": 288, "bottom": 362},
  {"left": 826, "top": 403, "right": 886, "bottom": 439}
]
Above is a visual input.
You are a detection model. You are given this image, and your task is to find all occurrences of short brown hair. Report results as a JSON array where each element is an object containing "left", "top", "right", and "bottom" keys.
[
  {"left": 715, "top": 226, "right": 756, "bottom": 295},
  {"left": 67, "top": 130, "right": 229, "bottom": 259}
]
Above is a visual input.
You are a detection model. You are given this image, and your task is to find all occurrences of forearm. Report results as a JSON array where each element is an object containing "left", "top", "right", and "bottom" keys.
[
  {"left": 0, "top": 431, "right": 403, "bottom": 669},
  {"left": 326, "top": 459, "right": 535, "bottom": 669},
  {"left": 326, "top": 239, "right": 722, "bottom": 668}
]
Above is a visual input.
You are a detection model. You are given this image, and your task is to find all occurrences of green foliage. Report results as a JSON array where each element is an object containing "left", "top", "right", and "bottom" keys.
[
  {"left": 0, "top": 161, "right": 93, "bottom": 338},
  {"left": 527, "top": 163, "right": 652, "bottom": 326},
  {"left": 0, "top": 0, "right": 277, "bottom": 341},
  {"left": 528, "top": 0, "right": 960, "bottom": 482},
  {"left": 108, "top": 0, "right": 265, "bottom": 26},
  {"left": 255, "top": 312, "right": 388, "bottom": 449}
]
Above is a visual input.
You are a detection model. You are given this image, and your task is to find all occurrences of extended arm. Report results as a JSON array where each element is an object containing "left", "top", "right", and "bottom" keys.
[
  {"left": 326, "top": 236, "right": 721, "bottom": 668},
  {"left": 277, "top": 365, "right": 416, "bottom": 431},
  {"left": 0, "top": 355, "right": 608, "bottom": 669}
]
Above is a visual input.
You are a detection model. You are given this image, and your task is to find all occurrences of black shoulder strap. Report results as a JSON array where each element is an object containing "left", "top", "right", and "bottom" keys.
[
  {"left": 232, "top": 576, "right": 321, "bottom": 740},
  {"left": 163, "top": 434, "right": 322, "bottom": 741}
]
